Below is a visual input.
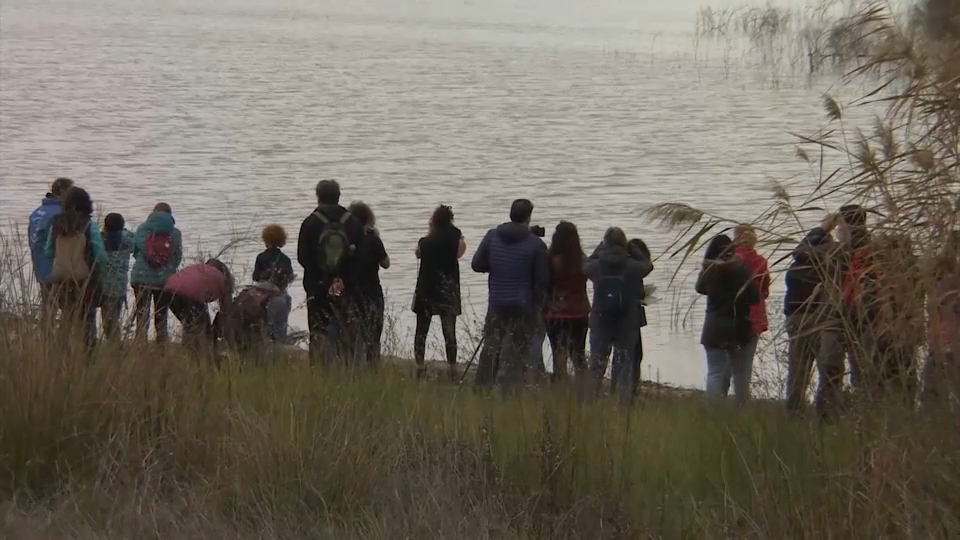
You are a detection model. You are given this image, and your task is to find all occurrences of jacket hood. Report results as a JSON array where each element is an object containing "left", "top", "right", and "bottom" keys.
[
  {"left": 496, "top": 222, "right": 533, "bottom": 244},
  {"left": 252, "top": 281, "right": 281, "bottom": 293},
  {"left": 596, "top": 243, "right": 631, "bottom": 264},
  {"left": 793, "top": 228, "right": 835, "bottom": 264},
  {"left": 40, "top": 195, "right": 60, "bottom": 207},
  {"left": 142, "top": 211, "right": 176, "bottom": 232}
]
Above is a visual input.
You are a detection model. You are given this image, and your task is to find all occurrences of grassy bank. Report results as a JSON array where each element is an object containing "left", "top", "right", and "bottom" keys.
[{"left": 2, "top": 329, "right": 959, "bottom": 539}]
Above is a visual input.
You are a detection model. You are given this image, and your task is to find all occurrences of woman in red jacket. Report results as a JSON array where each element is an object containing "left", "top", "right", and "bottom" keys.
[
  {"left": 732, "top": 224, "right": 771, "bottom": 396},
  {"left": 544, "top": 221, "right": 591, "bottom": 380}
]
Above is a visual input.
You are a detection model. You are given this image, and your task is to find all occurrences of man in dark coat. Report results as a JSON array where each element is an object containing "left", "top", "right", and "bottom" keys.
[
  {"left": 297, "top": 179, "right": 364, "bottom": 366},
  {"left": 471, "top": 199, "right": 549, "bottom": 390}
]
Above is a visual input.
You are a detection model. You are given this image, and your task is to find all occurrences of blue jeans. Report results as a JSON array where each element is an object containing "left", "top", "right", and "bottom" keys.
[
  {"left": 266, "top": 291, "right": 291, "bottom": 342},
  {"left": 705, "top": 336, "right": 758, "bottom": 404},
  {"left": 528, "top": 317, "right": 547, "bottom": 372},
  {"left": 589, "top": 325, "right": 639, "bottom": 403},
  {"left": 611, "top": 330, "right": 642, "bottom": 397}
]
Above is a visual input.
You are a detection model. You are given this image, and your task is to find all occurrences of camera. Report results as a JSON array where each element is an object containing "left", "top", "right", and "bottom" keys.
[{"left": 531, "top": 225, "right": 546, "bottom": 238}]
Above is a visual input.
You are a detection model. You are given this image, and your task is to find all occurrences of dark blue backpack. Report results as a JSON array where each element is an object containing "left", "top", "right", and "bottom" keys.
[{"left": 596, "top": 260, "right": 628, "bottom": 320}]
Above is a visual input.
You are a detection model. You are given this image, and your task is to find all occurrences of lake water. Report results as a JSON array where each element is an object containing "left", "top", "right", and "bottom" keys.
[{"left": 0, "top": 0, "right": 866, "bottom": 389}]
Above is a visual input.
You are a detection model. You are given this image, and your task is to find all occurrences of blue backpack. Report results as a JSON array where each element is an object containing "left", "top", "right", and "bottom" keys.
[{"left": 596, "top": 260, "right": 628, "bottom": 320}]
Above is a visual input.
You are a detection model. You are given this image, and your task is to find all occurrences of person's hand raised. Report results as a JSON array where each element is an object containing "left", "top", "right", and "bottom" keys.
[{"left": 820, "top": 213, "right": 840, "bottom": 233}]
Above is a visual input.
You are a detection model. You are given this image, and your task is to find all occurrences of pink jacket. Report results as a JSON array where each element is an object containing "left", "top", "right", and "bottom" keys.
[
  {"left": 735, "top": 245, "right": 771, "bottom": 335},
  {"left": 164, "top": 263, "right": 229, "bottom": 304}
]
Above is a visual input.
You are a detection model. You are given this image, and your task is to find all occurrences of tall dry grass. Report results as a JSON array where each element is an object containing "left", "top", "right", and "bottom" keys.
[
  {"left": 3, "top": 3, "right": 960, "bottom": 538},
  {"left": 651, "top": 4, "right": 959, "bottom": 402},
  {"left": 3, "top": 323, "right": 960, "bottom": 538}
]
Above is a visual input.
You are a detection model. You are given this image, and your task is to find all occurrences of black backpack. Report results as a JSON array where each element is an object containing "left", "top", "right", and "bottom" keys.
[
  {"left": 595, "top": 260, "right": 628, "bottom": 320},
  {"left": 314, "top": 211, "right": 352, "bottom": 277}
]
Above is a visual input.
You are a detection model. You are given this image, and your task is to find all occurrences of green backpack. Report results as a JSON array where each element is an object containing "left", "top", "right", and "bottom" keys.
[{"left": 314, "top": 212, "right": 351, "bottom": 276}]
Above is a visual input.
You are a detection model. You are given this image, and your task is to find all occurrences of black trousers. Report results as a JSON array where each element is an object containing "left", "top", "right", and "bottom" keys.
[
  {"left": 414, "top": 311, "right": 458, "bottom": 366},
  {"left": 355, "top": 294, "right": 385, "bottom": 366},
  {"left": 162, "top": 291, "right": 213, "bottom": 348},
  {"left": 132, "top": 284, "right": 170, "bottom": 343},
  {"left": 545, "top": 317, "right": 588, "bottom": 378}
]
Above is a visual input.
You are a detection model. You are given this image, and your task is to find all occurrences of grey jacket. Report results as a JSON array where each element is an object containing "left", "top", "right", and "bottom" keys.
[{"left": 584, "top": 243, "right": 653, "bottom": 340}]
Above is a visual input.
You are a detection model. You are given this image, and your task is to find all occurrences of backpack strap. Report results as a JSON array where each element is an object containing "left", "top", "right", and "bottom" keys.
[
  {"left": 338, "top": 213, "right": 351, "bottom": 225},
  {"left": 313, "top": 211, "right": 330, "bottom": 224}
]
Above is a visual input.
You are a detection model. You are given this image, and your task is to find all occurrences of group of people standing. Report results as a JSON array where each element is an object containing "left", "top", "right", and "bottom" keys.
[
  {"left": 780, "top": 206, "right": 960, "bottom": 415},
  {"left": 25, "top": 177, "right": 959, "bottom": 410},
  {"left": 296, "top": 181, "right": 657, "bottom": 401},
  {"left": 27, "top": 178, "right": 286, "bottom": 353},
  {"left": 295, "top": 182, "right": 663, "bottom": 400},
  {"left": 695, "top": 204, "right": 960, "bottom": 415}
]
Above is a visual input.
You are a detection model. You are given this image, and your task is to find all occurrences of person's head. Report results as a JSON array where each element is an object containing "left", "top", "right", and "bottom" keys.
[
  {"left": 549, "top": 221, "right": 584, "bottom": 262},
  {"left": 50, "top": 177, "right": 74, "bottom": 198},
  {"left": 315, "top": 179, "right": 341, "bottom": 206},
  {"left": 509, "top": 199, "right": 534, "bottom": 225},
  {"left": 430, "top": 204, "right": 454, "bottom": 231},
  {"left": 733, "top": 224, "right": 757, "bottom": 248},
  {"left": 839, "top": 204, "right": 867, "bottom": 228},
  {"left": 206, "top": 258, "right": 235, "bottom": 295},
  {"left": 153, "top": 202, "right": 172, "bottom": 214},
  {"left": 602, "top": 227, "right": 628, "bottom": 249},
  {"left": 348, "top": 201, "right": 376, "bottom": 228},
  {"left": 839, "top": 204, "right": 869, "bottom": 247},
  {"left": 261, "top": 224, "right": 287, "bottom": 249},
  {"left": 103, "top": 213, "right": 125, "bottom": 233},
  {"left": 628, "top": 238, "right": 652, "bottom": 260},
  {"left": 62, "top": 187, "right": 94, "bottom": 218},
  {"left": 704, "top": 234, "right": 734, "bottom": 261}
]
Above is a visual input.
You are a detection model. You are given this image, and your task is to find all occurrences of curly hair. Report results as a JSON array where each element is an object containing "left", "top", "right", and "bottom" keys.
[
  {"left": 431, "top": 205, "right": 455, "bottom": 229},
  {"left": 261, "top": 224, "right": 287, "bottom": 248},
  {"left": 348, "top": 201, "right": 376, "bottom": 227}
]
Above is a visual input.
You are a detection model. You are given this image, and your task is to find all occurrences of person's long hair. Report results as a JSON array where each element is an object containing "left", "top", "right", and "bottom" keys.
[
  {"left": 629, "top": 238, "right": 651, "bottom": 260},
  {"left": 52, "top": 187, "right": 94, "bottom": 237},
  {"left": 704, "top": 234, "right": 734, "bottom": 261},
  {"left": 206, "top": 258, "right": 235, "bottom": 298},
  {"left": 102, "top": 213, "right": 125, "bottom": 252},
  {"left": 548, "top": 221, "right": 585, "bottom": 270}
]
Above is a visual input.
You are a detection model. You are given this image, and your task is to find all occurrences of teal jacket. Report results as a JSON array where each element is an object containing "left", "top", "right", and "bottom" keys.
[
  {"left": 99, "top": 229, "right": 135, "bottom": 299},
  {"left": 44, "top": 221, "right": 106, "bottom": 269},
  {"left": 131, "top": 212, "right": 183, "bottom": 287}
]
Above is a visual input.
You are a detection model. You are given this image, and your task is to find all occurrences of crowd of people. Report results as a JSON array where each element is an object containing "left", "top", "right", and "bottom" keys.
[{"left": 24, "top": 177, "right": 960, "bottom": 411}]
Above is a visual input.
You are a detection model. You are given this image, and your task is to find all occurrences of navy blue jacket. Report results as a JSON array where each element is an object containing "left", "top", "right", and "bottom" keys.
[{"left": 471, "top": 223, "right": 549, "bottom": 309}]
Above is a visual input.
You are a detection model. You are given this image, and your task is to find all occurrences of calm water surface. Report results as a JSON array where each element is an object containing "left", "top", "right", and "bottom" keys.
[{"left": 1, "top": 0, "right": 860, "bottom": 389}]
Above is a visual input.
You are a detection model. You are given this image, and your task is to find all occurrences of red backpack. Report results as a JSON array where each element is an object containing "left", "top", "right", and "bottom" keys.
[{"left": 144, "top": 232, "right": 174, "bottom": 268}]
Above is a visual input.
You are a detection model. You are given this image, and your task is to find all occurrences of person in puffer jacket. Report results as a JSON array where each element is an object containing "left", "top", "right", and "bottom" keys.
[
  {"left": 130, "top": 203, "right": 183, "bottom": 343},
  {"left": 28, "top": 177, "right": 74, "bottom": 315},
  {"left": 471, "top": 199, "right": 550, "bottom": 390}
]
